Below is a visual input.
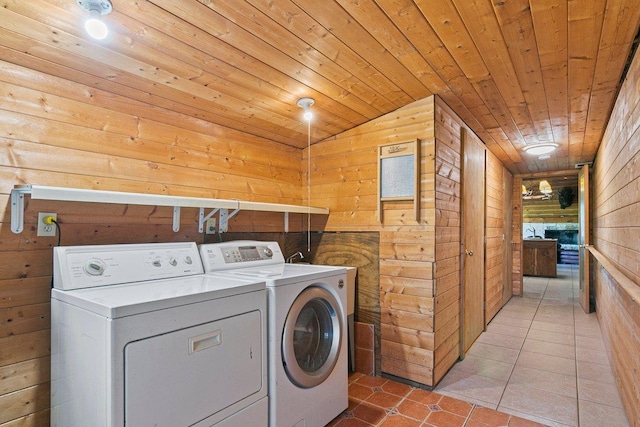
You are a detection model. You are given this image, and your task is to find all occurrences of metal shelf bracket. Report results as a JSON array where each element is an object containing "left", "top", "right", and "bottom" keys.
[
  {"left": 218, "top": 207, "right": 240, "bottom": 233},
  {"left": 173, "top": 206, "right": 181, "bottom": 232},
  {"left": 10, "top": 186, "right": 28, "bottom": 233}
]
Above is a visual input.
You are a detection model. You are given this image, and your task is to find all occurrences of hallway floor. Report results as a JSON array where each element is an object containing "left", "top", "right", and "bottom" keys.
[
  {"left": 433, "top": 264, "right": 628, "bottom": 426},
  {"left": 331, "top": 265, "right": 629, "bottom": 426}
]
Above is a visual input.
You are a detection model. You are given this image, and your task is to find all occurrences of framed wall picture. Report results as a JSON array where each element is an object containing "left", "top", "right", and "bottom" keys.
[{"left": 377, "top": 139, "right": 420, "bottom": 222}]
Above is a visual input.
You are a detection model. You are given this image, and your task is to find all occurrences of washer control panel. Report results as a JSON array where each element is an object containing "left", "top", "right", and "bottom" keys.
[
  {"left": 199, "top": 241, "right": 284, "bottom": 272},
  {"left": 53, "top": 242, "right": 204, "bottom": 291}
]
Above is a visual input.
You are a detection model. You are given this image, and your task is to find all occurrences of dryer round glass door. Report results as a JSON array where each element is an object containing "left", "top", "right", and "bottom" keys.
[{"left": 282, "top": 285, "right": 343, "bottom": 388}]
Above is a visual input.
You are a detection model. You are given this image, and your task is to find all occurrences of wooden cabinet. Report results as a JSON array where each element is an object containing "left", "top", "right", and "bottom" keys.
[{"left": 523, "top": 239, "right": 557, "bottom": 277}]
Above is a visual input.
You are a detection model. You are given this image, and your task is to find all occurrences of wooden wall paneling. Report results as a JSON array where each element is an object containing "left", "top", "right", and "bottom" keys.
[
  {"left": 228, "top": 211, "right": 308, "bottom": 233},
  {"left": 0, "top": 383, "right": 50, "bottom": 426},
  {"left": 306, "top": 100, "right": 435, "bottom": 232},
  {"left": 485, "top": 152, "right": 504, "bottom": 322},
  {"left": 0, "top": 57, "right": 311, "bottom": 426},
  {"left": 304, "top": 96, "right": 438, "bottom": 382},
  {"left": 485, "top": 151, "right": 513, "bottom": 323},
  {"left": 432, "top": 97, "right": 463, "bottom": 384},
  {"left": 0, "top": 357, "right": 50, "bottom": 396},
  {"left": 0, "top": 409, "right": 49, "bottom": 427},
  {"left": 593, "top": 272, "right": 639, "bottom": 427},
  {"left": 590, "top": 43, "right": 640, "bottom": 426},
  {"left": 502, "top": 168, "right": 514, "bottom": 305},
  {"left": 512, "top": 176, "right": 524, "bottom": 296}
]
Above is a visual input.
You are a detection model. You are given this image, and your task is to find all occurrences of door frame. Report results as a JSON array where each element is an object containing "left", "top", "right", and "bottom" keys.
[{"left": 578, "top": 164, "right": 591, "bottom": 313}]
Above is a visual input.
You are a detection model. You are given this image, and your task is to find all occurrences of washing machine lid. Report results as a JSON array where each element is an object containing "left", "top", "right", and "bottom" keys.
[
  {"left": 51, "top": 275, "right": 265, "bottom": 318},
  {"left": 230, "top": 263, "right": 346, "bottom": 286}
]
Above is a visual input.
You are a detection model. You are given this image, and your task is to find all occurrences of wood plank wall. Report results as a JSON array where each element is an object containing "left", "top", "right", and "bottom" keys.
[
  {"left": 309, "top": 96, "right": 512, "bottom": 386},
  {"left": 432, "top": 99, "right": 463, "bottom": 384},
  {"left": 485, "top": 151, "right": 513, "bottom": 324},
  {"left": 307, "top": 96, "right": 439, "bottom": 385},
  {"left": 0, "top": 61, "right": 304, "bottom": 427},
  {"left": 512, "top": 176, "right": 524, "bottom": 296},
  {"left": 591, "top": 45, "right": 640, "bottom": 426},
  {"left": 523, "top": 198, "right": 579, "bottom": 223}
]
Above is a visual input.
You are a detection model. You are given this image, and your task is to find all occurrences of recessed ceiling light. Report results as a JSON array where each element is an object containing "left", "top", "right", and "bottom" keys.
[{"left": 523, "top": 143, "right": 558, "bottom": 155}]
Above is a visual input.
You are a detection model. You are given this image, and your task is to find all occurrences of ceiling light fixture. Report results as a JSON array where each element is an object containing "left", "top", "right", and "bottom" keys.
[
  {"left": 296, "top": 97, "right": 314, "bottom": 121},
  {"left": 76, "top": 0, "right": 113, "bottom": 40},
  {"left": 522, "top": 143, "right": 558, "bottom": 155}
]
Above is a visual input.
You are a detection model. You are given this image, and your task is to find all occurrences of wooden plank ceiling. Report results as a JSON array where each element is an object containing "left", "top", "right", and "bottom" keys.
[{"left": 2, "top": 0, "right": 639, "bottom": 174}]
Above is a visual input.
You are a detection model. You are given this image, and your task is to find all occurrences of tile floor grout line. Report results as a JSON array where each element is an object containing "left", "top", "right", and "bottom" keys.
[{"left": 494, "top": 274, "right": 547, "bottom": 412}]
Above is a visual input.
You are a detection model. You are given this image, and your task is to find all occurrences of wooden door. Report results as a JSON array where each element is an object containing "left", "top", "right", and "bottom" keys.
[
  {"left": 578, "top": 164, "right": 591, "bottom": 313},
  {"left": 461, "top": 129, "right": 486, "bottom": 355}
]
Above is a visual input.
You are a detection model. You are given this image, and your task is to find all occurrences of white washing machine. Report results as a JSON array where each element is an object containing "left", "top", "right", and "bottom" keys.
[
  {"left": 51, "top": 242, "right": 268, "bottom": 427},
  {"left": 199, "top": 241, "right": 348, "bottom": 427}
]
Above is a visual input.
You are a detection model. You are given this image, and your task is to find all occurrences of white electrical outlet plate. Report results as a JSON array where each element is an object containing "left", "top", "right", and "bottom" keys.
[
  {"left": 205, "top": 218, "right": 217, "bottom": 234},
  {"left": 37, "top": 212, "right": 57, "bottom": 237}
]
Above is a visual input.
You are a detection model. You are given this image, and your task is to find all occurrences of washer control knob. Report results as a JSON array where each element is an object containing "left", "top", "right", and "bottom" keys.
[
  {"left": 152, "top": 260, "right": 162, "bottom": 267},
  {"left": 184, "top": 256, "right": 193, "bottom": 265},
  {"left": 84, "top": 259, "right": 106, "bottom": 276},
  {"left": 168, "top": 257, "right": 178, "bottom": 267},
  {"left": 263, "top": 248, "right": 273, "bottom": 258},
  {"left": 338, "top": 279, "right": 344, "bottom": 289}
]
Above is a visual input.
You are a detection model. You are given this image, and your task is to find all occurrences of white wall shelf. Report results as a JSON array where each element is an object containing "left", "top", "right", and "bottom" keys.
[{"left": 10, "top": 185, "right": 329, "bottom": 234}]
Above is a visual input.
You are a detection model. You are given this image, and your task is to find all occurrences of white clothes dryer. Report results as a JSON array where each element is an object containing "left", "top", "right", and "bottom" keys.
[
  {"left": 199, "top": 241, "right": 348, "bottom": 427},
  {"left": 51, "top": 242, "right": 268, "bottom": 427}
]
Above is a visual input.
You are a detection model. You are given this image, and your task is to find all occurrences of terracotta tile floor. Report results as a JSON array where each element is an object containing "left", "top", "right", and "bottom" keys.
[{"left": 330, "top": 372, "right": 544, "bottom": 426}]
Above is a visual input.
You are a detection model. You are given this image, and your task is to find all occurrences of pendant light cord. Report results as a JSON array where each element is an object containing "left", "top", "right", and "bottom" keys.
[{"left": 307, "top": 118, "right": 311, "bottom": 252}]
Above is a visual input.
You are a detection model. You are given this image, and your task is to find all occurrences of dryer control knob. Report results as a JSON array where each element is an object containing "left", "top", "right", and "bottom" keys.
[
  {"left": 84, "top": 259, "right": 106, "bottom": 276},
  {"left": 338, "top": 279, "right": 344, "bottom": 289}
]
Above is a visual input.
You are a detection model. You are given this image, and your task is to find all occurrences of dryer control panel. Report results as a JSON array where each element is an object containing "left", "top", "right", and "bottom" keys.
[
  {"left": 53, "top": 242, "right": 204, "bottom": 291},
  {"left": 199, "top": 241, "right": 284, "bottom": 272}
]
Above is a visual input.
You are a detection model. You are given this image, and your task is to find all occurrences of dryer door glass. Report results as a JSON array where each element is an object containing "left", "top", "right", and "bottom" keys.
[{"left": 282, "top": 285, "right": 343, "bottom": 388}]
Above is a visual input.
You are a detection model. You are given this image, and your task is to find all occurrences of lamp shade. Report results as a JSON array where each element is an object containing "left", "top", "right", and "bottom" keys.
[{"left": 539, "top": 180, "right": 552, "bottom": 194}]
